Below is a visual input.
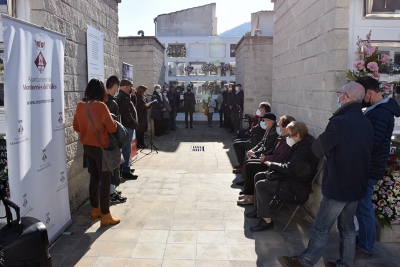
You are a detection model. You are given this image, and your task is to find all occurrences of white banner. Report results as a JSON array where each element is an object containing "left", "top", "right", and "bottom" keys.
[
  {"left": 2, "top": 15, "right": 71, "bottom": 242},
  {"left": 87, "top": 25, "right": 104, "bottom": 82}
]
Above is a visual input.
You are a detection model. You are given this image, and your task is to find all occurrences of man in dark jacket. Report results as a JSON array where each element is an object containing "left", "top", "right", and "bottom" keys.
[
  {"left": 281, "top": 82, "right": 374, "bottom": 267},
  {"left": 230, "top": 84, "right": 244, "bottom": 134},
  {"left": 184, "top": 84, "right": 196, "bottom": 129},
  {"left": 105, "top": 75, "right": 128, "bottom": 202},
  {"left": 117, "top": 79, "right": 138, "bottom": 180},
  {"left": 354, "top": 76, "right": 400, "bottom": 259},
  {"left": 226, "top": 84, "right": 234, "bottom": 132}
]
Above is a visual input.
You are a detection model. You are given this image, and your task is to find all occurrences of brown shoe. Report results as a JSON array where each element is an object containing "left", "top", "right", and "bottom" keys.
[
  {"left": 237, "top": 196, "right": 254, "bottom": 206},
  {"left": 281, "top": 256, "right": 304, "bottom": 267},
  {"left": 90, "top": 207, "right": 101, "bottom": 220},
  {"left": 234, "top": 164, "right": 242, "bottom": 168},
  {"left": 325, "top": 262, "right": 336, "bottom": 267},
  {"left": 233, "top": 167, "right": 243, "bottom": 174},
  {"left": 100, "top": 213, "right": 121, "bottom": 227}
]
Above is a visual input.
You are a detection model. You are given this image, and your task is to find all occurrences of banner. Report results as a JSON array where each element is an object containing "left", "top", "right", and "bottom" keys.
[
  {"left": 87, "top": 25, "right": 104, "bottom": 82},
  {"left": 122, "top": 62, "right": 133, "bottom": 82},
  {"left": 2, "top": 15, "right": 71, "bottom": 243}
]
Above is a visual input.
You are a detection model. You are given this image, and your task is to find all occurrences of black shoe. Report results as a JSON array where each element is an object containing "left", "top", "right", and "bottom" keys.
[
  {"left": 239, "top": 190, "right": 244, "bottom": 195},
  {"left": 110, "top": 193, "right": 127, "bottom": 203},
  {"left": 137, "top": 144, "right": 145, "bottom": 149},
  {"left": 185, "top": 126, "right": 188, "bottom": 129},
  {"left": 115, "top": 190, "right": 122, "bottom": 195},
  {"left": 170, "top": 128, "right": 175, "bottom": 131},
  {"left": 219, "top": 125, "right": 224, "bottom": 128},
  {"left": 227, "top": 130, "right": 234, "bottom": 133},
  {"left": 250, "top": 219, "right": 273, "bottom": 232},
  {"left": 246, "top": 209, "right": 258, "bottom": 218},
  {"left": 121, "top": 171, "right": 138, "bottom": 180},
  {"left": 236, "top": 180, "right": 244, "bottom": 186},
  {"left": 190, "top": 126, "right": 193, "bottom": 129},
  {"left": 130, "top": 169, "right": 135, "bottom": 173}
]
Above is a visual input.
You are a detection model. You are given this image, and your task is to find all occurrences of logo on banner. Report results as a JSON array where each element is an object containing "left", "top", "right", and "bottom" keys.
[
  {"left": 21, "top": 193, "right": 33, "bottom": 216},
  {"left": 34, "top": 40, "right": 47, "bottom": 74},
  {"left": 10, "top": 120, "right": 29, "bottom": 146},
  {"left": 35, "top": 40, "right": 45, "bottom": 50},
  {"left": 45, "top": 211, "right": 55, "bottom": 231},
  {"left": 58, "top": 112, "right": 63, "bottom": 124},
  {"left": 18, "top": 120, "right": 24, "bottom": 135},
  {"left": 54, "top": 111, "right": 65, "bottom": 132},
  {"left": 57, "top": 171, "right": 68, "bottom": 192},
  {"left": 37, "top": 147, "right": 51, "bottom": 172}
]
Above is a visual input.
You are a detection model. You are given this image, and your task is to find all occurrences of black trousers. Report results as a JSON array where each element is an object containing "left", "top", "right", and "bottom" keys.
[
  {"left": 254, "top": 173, "right": 279, "bottom": 218},
  {"left": 84, "top": 145, "right": 111, "bottom": 214},
  {"left": 233, "top": 139, "right": 253, "bottom": 166},
  {"left": 243, "top": 159, "right": 269, "bottom": 195},
  {"left": 219, "top": 110, "right": 224, "bottom": 126},
  {"left": 153, "top": 119, "right": 163, "bottom": 136},
  {"left": 137, "top": 130, "right": 145, "bottom": 146},
  {"left": 185, "top": 110, "right": 194, "bottom": 127}
]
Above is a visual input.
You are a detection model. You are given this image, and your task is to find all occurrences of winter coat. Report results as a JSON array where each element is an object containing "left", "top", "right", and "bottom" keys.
[
  {"left": 136, "top": 94, "right": 150, "bottom": 133},
  {"left": 252, "top": 124, "right": 279, "bottom": 156},
  {"left": 150, "top": 91, "right": 163, "bottom": 120},
  {"left": 105, "top": 94, "right": 119, "bottom": 120},
  {"left": 231, "top": 90, "right": 244, "bottom": 113},
  {"left": 226, "top": 91, "right": 233, "bottom": 116},
  {"left": 364, "top": 98, "right": 400, "bottom": 181},
  {"left": 269, "top": 134, "right": 319, "bottom": 183},
  {"left": 117, "top": 91, "right": 138, "bottom": 130},
  {"left": 167, "top": 92, "right": 178, "bottom": 108},
  {"left": 184, "top": 91, "right": 196, "bottom": 112},
  {"left": 162, "top": 96, "right": 171, "bottom": 119},
  {"left": 312, "top": 102, "right": 374, "bottom": 202},
  {"left": 263, "top": 135, "right": 291, "bottom": 163}
]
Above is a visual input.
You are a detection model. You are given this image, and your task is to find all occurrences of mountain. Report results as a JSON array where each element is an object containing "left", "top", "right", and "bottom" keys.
[{"left": 219, "top": 22, "right": 250, "bottom": 37}]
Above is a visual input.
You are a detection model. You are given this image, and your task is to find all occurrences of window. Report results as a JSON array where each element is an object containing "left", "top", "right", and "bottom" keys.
[
  {"left": 167, "top": 62, "right": 185, "bottom": 77},
  {"left": 166, "top": 44, "right": 186, "bottom": 58},
  {"left": 188, "top": 62, "right": 207, "bottom": 76},
  {"left": 364, "top": 0, "right": 400, "bottom": 19}
]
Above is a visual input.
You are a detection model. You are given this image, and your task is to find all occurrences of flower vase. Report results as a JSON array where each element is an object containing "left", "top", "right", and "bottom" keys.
[{"left": 376, "top": 222, "right": 400, "bottom": 242}]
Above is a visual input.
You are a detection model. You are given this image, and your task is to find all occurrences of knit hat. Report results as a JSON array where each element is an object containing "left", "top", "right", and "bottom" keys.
[{"left": 260, "top": 112, "right": 276, "bottom": 121}]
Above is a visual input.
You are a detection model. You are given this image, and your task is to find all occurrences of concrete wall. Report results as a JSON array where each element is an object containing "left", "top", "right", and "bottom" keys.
[
  {"left": 235, "top": 36, "right": 273, "bottom": 115},
  {"left": 119, "top": 37, "right": 165, "bottom": 92},
  {"left": 157, "top": 3, "right": 217, "bottom": 37},
  {"left": 29, "top": 0, "right": 121, "bottom": 212},
  {"left": 271, "top": 0, "right": 350, "bottom": 215},
  {"left": 251, "top": 11, "right": 274, "bottom": 36}
]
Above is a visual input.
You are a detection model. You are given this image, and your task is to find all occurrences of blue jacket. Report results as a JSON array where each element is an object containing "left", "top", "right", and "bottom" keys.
[
  {"left": 312, "top": 102, "right": 374, "bottom": 202},
  {"left": 365, "top": 98, "right": 400, "bottom": 180}
]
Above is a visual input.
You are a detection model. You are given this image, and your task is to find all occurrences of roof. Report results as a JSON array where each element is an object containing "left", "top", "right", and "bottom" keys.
[{"left": 157, "top": 3, "right": 216, "bottom": 17}]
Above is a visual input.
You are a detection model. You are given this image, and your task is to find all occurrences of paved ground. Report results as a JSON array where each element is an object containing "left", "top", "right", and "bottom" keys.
[{"left": 50, "top": 122, "right": 400, "bottom": 267}]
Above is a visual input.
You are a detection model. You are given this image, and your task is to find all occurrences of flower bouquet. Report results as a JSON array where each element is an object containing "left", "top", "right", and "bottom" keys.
[
  {"left": 208, "top": 63, "right": 216, "bottom": 72},
  {"left": 373, "top": 152, "right": 400, "bottom": 228},
  {"left": 185, "top": 64, "right": 194, "bottom": 75},
  {"left": 347, "top": 30, "right": 393, "bottom": 96},
  {"left": 201, "top": 63, "right": 209, "bottom": 72}
]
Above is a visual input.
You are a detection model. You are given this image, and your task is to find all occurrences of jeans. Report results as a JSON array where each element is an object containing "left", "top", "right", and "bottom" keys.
[
  {"left": 207, "top": 112, "right": 213, "bottom": 126},
  {"left": 355, "top": 179, "right": 378, "bottom": 254},
  {"left": 299, "top": 197, "right": 358, "bottom": 267},
  {"left": 170, "top": 107, "right": 177, "bottom": 129},
  {"left": 121, "top": 127, "right": 134, "bottom": 173}
]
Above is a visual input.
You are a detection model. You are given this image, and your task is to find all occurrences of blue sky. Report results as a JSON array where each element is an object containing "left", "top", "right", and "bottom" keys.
[{"left": 118, "top": 1, "right": 274, "bottom": 37}]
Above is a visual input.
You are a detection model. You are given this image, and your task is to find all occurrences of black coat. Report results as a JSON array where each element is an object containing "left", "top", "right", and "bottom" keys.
[
  {"left": 226, "top": 91, "right": 233, "bottom": 116},
  {"left": 364, "top": 98, "right": 400, "bottom": 181},
  {"left": 167, "top": 92, "right": 178, "bottom": 108},
  {"left": 269, "top": 134, "right": 319, "bottom": 182},
  {"left": 312, "top": 102, "right": 374, "bottom": 202},
  {"left": 150, "top": 91, "right": 163, "bottom": 120},
  {"left": 253, "top": 124, "right": 279, "bottom": 156},
  {"left": 184, "top": 92, "right": 196, "bottom": 112},
  {"left": 117, "top": 91, "right": 138, "bottom": 130},
  {"left": 231, "top": 90, "right": 244, "bottom": 113},
  {"left": 136, "top": 95, "right": 150, "bottom": 133},
  {"left": 105, "top": 94, "right": 119, "bottom": 120}
]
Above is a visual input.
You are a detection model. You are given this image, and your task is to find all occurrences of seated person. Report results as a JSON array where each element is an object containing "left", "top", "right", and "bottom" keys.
[
  {"left": 236, "top": 103, "right": 268, "bottom": 139},
  {"left": 246, "top": 121, "right": 318, "bottom": 231},
  {"left": 237, "top": 115, "right": 295, "bottom": 206},
  {"left": 232, "top": 102, "right": 271, "bottom": 173}
]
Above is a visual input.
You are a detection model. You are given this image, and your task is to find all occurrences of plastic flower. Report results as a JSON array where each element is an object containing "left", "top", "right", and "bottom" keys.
[
  {"left": 367, "top": 62, "right": 379, "bottom": 72},
  {"left": 380, "top": 54, "right": 390, "bottom": 63},
  {"left": 378, "top": 199, "right": 387, "bottom": 206},
  {"left": 365, "top": 46, "right": 376, "bottom": 56},
  {"left": 353, "top": 60, "right": 365, "bottom": 70}
]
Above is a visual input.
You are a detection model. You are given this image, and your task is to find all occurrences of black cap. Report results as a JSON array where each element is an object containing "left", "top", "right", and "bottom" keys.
[{"left": 260, "top": 112, "right": 276, "bottom": 121}]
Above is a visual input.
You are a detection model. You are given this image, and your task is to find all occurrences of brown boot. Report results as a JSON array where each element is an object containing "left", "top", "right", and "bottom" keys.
[
  {"left": 90, "top": 207, "right": 101, "bottom": 220},
  {"left": 100, "top": 213, "right": 121, "bottom": 227}
]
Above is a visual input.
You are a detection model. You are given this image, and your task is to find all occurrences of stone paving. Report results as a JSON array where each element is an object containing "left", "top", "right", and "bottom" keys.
[{"left": 50, "top": 122, "right": 400, "bottom": 267}]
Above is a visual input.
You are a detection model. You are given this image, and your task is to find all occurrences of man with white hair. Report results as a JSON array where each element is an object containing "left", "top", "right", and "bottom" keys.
[{"left": 281, "top": 82, "right": 374, "bottom": 267}]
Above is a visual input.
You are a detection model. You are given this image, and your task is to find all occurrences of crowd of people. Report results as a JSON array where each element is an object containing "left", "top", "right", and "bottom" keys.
[
  {"left": 230, "top": 77, "right": 400, "bottom": 267},
  {"left": 72, "top": 74, "right": 400, "bottom": 266}
]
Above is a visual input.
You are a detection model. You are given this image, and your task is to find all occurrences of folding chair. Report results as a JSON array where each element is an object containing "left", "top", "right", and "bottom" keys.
[{"left": 274, "top": 157, "right": 326, "bottom": 231}]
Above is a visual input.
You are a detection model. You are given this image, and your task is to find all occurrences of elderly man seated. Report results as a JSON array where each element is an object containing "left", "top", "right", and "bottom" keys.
[
  {"left": 232, "top": 102, "right": 271, "bottom": 174},
  {"left": 246, "top": 121, "right": 318, "bottom": 231}
]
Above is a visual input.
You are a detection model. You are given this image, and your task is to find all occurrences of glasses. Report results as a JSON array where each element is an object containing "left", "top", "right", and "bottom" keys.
[{"left": 337, "top": 91, "right": 349, "bottom": 98}]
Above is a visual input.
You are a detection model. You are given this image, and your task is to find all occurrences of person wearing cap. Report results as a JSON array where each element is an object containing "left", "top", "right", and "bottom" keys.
[
  {"left": 117, "top": 79, "right": 138, "bottom": 180},
  {"left": 230, "top": 83, "right": 244, "bottom": 134}
]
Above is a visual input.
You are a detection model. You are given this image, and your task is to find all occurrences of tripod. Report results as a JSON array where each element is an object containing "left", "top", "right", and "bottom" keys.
[{"left": 141, "top": 118, "right": 158, "bottom": 154}]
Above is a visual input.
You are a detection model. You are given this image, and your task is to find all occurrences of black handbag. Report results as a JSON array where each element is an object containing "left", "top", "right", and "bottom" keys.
[
  {"left": 85, "top": 102, "right": 124, "bottom": 172},
  {"left": 265, "top": 171, "right": 285, "bottom": 181}
]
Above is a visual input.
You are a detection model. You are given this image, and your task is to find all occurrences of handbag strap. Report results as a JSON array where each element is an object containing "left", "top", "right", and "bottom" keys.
[{"left": 85, "top": 102, "right": 104, "bottom": 150}]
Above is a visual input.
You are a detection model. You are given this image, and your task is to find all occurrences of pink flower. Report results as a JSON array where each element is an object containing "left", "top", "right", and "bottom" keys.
[
  {"left": 365, "top": 46, "right": 376, "bottom": 56},
  {"left": 372, "top": 72, "right": 380, "bottom": 79},
  {"left": 380, "top": 54, "right": 390, "bottom": 63},
  {"left": 353, "top": 60, "right": 365, "bottom": 70},
  {"left": 395, "top": 182, "right": 400, "bottom": 188},
  {"left": 367, "top": 62, "right": 379, "bottom": 72}
]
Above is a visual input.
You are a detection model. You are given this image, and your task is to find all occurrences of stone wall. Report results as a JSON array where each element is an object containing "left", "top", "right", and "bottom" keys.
[
  {"left": 251, "top": 11, "right": 274, "bottom": 36},
  {"left": 271, "top": 0, "right": 350, "bottom": 215},
  {"left": 235, "top": 36, "right": 273, "bottom": 115},
  {"left": 29, "top": 0, "right": 121, "bottom": 212},
  {"left": 156, "top": 3, "right": 217, "bottom": 37},
  {"left": 119, "top": 37, "right": 165, "bottom": 92}
]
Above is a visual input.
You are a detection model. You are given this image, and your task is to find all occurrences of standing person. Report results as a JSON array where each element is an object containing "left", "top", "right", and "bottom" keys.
[
  {"left": 354, "top": 76, "right": 400, "bottom": 259},
  {"left": 168, "top": 86, "right": 178, "bottom": 131},
  {"left": 217, "top": 87, "right": 225, "bottom": 128},
  {"left": 223, "top": 84, "right": 229, "bottom": 128},
  {"left": 136, "top": 85, "right": 151, "bottom": 149},
  {"left": 117, "top": 79, "right": 138, "bottom": 180},
  {"left": 206, "top": 95, "right": 216, "bottom": 128},
  {"left": 73, "top": 78, "right": 120, "bottom": 226},
  {"left": 162, "top": 89, "right": 171, "bottom": 134},
  {"left": 281, "top": 82, "right": 374, "bottom": 267},
  {"left": 226, "top": 83, "right": 234, "bottom": 133},
  {"left": 105, "top": 75, "right": 127, "bottom": 203},
  {"left": 150, "top": 84, "right": 165, "bottom": 136},
  {"left": 230, "top": 84, "right": 244, "bottom": 135},
  {"left": 184, "top": 83, "right": 196, "bottom": 129}
]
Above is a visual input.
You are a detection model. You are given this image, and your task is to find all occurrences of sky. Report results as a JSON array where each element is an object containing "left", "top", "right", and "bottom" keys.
[{"left": 118, "top": 0, "right": 274, "bottom": 37}]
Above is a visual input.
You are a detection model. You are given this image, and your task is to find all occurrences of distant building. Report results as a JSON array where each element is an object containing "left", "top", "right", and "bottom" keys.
[{"left": 251, "top": 10, "right": 274, "bottom": 36}]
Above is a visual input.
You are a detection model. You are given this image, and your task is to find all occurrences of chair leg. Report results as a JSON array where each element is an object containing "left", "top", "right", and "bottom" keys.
[
  {"left": 282, "top": 205, "right": 301, "bottom": 232},
  {"left": 274, "top": 203, "right": 284, "bottom": 216}
]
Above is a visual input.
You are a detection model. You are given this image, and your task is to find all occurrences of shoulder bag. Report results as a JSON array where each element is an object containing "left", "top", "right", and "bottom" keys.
[{"left": 85, "top": 102, "right": 124, "bottom": 172}]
